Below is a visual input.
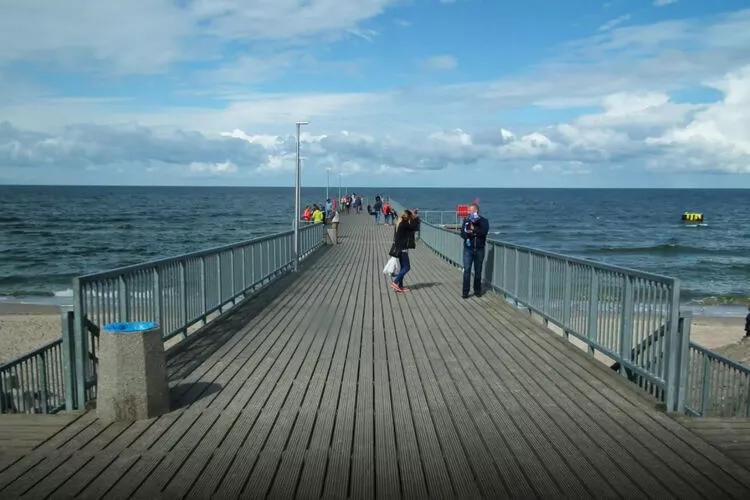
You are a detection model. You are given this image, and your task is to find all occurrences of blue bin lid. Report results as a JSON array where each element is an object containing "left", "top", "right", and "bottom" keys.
[{"left": 103, "top": 321, "right": 159, "bottom": 333}]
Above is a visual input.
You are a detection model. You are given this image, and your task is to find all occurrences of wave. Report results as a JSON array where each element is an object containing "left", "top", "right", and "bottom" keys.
[
  {"left": 0, "top": 288, "right": 73, "bottom": 298},
  {"left": 681, "top": 292, "right": 750, "bottom": 307},
  {"left": 579, "top": 243, "right": 743, "bottom": 256}
]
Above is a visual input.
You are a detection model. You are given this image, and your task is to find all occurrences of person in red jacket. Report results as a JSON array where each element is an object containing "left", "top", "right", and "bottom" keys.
[{"left": 382, "top": 200, "right": 392, "bottom": 225}]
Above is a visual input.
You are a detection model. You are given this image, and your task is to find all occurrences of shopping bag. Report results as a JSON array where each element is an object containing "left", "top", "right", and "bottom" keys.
[{"left": 383, "top": 256, "right": 398, "bottom": 275}]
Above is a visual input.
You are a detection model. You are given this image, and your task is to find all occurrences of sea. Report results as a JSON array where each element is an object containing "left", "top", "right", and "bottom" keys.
[{"left": 1, "top": 186, "right": 749, "bottom": 317}]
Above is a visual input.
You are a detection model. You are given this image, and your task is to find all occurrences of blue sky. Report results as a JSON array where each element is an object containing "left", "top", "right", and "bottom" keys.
[{"left": 1, "top": 0, "right": 749, "bottom": 188}]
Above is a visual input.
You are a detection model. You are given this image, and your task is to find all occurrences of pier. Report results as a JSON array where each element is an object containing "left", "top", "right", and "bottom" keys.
[{"left": 1, "top": 211, "right": 750, "bottom": 498}]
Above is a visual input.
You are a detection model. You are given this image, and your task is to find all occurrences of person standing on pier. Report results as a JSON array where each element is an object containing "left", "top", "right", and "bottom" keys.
[
  {"left": 390, "top": 209, "right": 420, "bottom": 292},
  {"left": 460, "top": 204, "right": 489, "bottom": 299}
]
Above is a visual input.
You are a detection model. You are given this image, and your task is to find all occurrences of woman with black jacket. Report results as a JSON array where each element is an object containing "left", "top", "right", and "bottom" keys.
[{"left": 390, "top": 209, "right": 420, "bottom": 292}]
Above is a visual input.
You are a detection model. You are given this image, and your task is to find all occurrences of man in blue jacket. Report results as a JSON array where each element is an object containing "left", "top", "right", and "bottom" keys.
[{"left": 460, "top": 204, "right": 490, "bottom": 298}]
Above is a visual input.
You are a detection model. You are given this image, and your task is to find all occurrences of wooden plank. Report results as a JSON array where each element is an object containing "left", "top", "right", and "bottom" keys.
[
  {"left": 349, "top": 224, "right": 376, "bottom": 500},
  {"left": 262, "top": 233, "right": 359, "bottom": 498},
  {"left": 278, "top": 244, "right": 358, "bottom": 498},
  {"left": 372, "top": 255, "right": 403, "bottom": 500},
  {"left": 321, "top": 226, "right": 368, "bottom": 499}
]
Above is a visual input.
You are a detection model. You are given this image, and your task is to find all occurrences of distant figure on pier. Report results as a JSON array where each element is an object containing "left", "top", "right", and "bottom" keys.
[
  {"left": 373, "top": 197, "right": 383, "bottom": 224},
  {"left": 745, "top": 306, "right": 750, "bottom": 338},
  {"left": 383, "top": 200, "right": 393, "bottom": 225},
  {"left": 312, "top": 205, "right": 325, "bottom": 223},
  {"left": 460, "top": 203, "right": 490, "bottom": 299},
  {"left": 389, "top": 209, "right": 420, "bottom": 292},
  {"left": 303, "top": 205, "right": 312, "bottom": 221},
  {"left": 325, "top": 198, "right": 333, "bottom": 216}
]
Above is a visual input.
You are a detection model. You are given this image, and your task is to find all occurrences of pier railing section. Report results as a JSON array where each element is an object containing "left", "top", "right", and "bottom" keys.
[
  {"left": 391, "top": 200, "right": 691, "bottom": 414},
  {"left": 0, "top": 223, "right": 325, "bottom": 413},
  {"left": 0, "top": 338, "right": 66, "bottom": 414},
  {"left": 685, "top": 342, "right": 750, "bottom": 418}
]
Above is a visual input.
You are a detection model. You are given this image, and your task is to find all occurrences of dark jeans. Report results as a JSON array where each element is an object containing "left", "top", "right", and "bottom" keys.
[
  {"left": 462, "top": 247, "right": 485, "bottom": 297},
  {"left": 393, "top": 252, "right": 411, "bottom": 287}
]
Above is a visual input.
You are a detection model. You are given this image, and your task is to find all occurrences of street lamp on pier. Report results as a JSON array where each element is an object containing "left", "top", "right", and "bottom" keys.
[{"left": 294, "top": 121, "right": 309, "bottom": 272}]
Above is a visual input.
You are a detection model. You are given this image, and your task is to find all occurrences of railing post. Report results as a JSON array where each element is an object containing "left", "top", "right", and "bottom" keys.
[
  {"left": 153, "top": 267, "right": 162, "bottom": 326},
  {"left": 587, "top": 271, "right": 599, "bottom": 358},
  {"left": 241, "top": 247, "right": 247, "bottom": 292},
  {"left": 72, "top": 279, "right": 88, "bottom": 409},
  {"left": 700, "top": 355, "right": 711, "bottom": 416},
  {"left": 118, "top": 275, "right": 128, "bottom": 321},
  {"left": 562, "top": 262, "right": 572, "bottom": 338},
  {"left": 200, "top": 256, "right": 207, "bottom": 324},
  {"left": 217, "top": 253, "right": 223, "bottom": 308},
  {"left": 513, "top": 248, "right": 519, "bottom": 303},
  {"left": 230, "top": 250, "right": 236, "bottom": 304},
  {"left": 663, "top": 280, "right": 682, "bottom": 413},
  {"left": 38, "top": 351, "right": 48, "bottom": 414},
  {"left": 179, "top": 259, "right": 188, "bottom": 337},
  {"left": 674, "top": 311, "right": 692, "bottom": 414},
  {"left": 542, "top": 256, "right": 550, "bottom": 326},
  {"left": 526, "top": 252, "right": 533, "bottom": 309},
  {"left": 60, "top": 306, "right": 77, "bottom": 411},
  {"left": 618, "top": 276, "right": 635, "bottom": 378}
]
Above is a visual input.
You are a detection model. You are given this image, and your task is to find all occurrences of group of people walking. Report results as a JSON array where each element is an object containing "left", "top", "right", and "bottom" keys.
[{"left": 385, "top": 203, "right": 489, "bottom": 297}]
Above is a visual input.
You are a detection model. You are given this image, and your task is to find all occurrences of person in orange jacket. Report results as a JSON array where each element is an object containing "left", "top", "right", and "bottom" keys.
[{"left": 303, "top": 206, "right": 312, "bottom": 221}]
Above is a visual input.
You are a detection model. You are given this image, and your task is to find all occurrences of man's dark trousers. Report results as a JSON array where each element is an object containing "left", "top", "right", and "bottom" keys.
[{"left": 462, "top": 246, "right": 485, "bottom": 297}]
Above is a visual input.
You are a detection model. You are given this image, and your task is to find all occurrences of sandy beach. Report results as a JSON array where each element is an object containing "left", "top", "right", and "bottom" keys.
[
  {"left": 1, "top": 302, "right": 748, "bottom": 366},
  {"left": 0, "top": 303, "right": 63, "bottom": 365}
]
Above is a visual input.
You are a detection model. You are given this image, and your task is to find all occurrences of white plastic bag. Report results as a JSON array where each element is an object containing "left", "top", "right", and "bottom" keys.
[{"left": 383, "top": 256, "right": 398, "bottom": 275}]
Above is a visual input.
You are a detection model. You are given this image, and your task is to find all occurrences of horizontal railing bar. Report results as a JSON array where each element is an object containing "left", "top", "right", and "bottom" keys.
[
  {"left": 0, "top": 339, "right": 63, "bottom": 369},
  {"left": 688, "top": 342, "right": 750, "bottom": 374},
  {"left": 77, "top": 228, "right": 297, "bottom": 281}
]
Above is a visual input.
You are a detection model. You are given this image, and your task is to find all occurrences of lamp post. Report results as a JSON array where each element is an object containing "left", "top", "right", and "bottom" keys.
[
  {"left": 338, "top": 173, "right": 342, "bottom": 200},
  {"left": 326, "top": 168, "right": 331, "bottom": 200},
  {"left": 294, "top": 121, "right": 309, "bottom": 272}
]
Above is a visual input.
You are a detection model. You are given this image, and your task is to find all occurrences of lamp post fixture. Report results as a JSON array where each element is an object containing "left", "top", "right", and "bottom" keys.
[
  {"left": 326, "top": 168, "right": 331, "bottom": 200},
  {"left": 338, "top": 172, "right": 342, "bottom": 200},
  {"left": 294, "top": 120, "right": 309, "bottom": 272}
]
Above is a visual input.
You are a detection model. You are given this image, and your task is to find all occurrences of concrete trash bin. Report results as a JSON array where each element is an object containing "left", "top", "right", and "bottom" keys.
[{"left": 97, "top": 321, "right": 170, "bottom": 422}]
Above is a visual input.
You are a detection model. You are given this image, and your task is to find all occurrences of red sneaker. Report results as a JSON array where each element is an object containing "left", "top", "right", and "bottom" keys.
[{"left": 390, "top": 282, "right": 405, "bottom": 292}]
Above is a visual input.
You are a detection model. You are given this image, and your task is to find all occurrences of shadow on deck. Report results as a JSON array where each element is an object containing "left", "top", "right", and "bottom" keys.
[{"left": 1, "top": 214, "right": 750, "bottom": 499}]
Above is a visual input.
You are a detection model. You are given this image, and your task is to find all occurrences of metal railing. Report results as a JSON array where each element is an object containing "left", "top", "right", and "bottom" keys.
[
  {"left": 0, "top": 338, "right": 66, "bottom": 414},
  {"left": 0, "top": 222, "right": 326, "bottom": 413},
  {"left": 393, "top": 200, "right": 691, "bottom": 413},
  {"left": 685, "top": 342, "right": 750, "bottom": 417},
  {"left": 415, "top": 210, "right": 460, "bottom": 227}
]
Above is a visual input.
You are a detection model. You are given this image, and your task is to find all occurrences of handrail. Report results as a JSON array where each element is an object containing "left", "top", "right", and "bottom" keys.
[
  {"left": 0, "top": 338, "right": 66, "bottom": 414},
  {"left": 391, "top": 199, "right": 690, "bottom": 413},
  {"left": 685, "top": 340, "right": 750, "bottom": 417},
  {"left": 65, "top": 222, "right": 326, "bottom": 410}
]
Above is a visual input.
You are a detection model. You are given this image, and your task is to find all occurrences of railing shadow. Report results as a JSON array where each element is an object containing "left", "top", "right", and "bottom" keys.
[
  {"left": 164, "top": 247, "right": 329, "bottom": 384},
  {"left": 169, "top": 382, "right": 223, "bottom": 410}
]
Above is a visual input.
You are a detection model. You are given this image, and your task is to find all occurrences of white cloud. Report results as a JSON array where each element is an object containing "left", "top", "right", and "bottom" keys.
[
  {"left": 189, "top": 161, "right": 238, "bottom": 174},
  {"left": 0, "top": 0, "right": 399, "bottom": 74},
  {"left": 654, "top": 0, "right": 678, "bottom": 6},
  {"left": 421, "top": 55, "right": 458, "bottom": 71},
  {"left": 599, "top": 15, "right": 631, "bottom": 32}
]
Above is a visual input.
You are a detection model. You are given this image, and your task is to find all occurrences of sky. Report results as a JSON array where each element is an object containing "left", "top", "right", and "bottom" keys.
[{"left": 1, "top": 0, "right": 749, "bottom": 188}]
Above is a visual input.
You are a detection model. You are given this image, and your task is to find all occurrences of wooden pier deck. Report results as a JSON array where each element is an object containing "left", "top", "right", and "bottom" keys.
[{"left": 1, "top": 213, "right": 750, "bottom": 499}]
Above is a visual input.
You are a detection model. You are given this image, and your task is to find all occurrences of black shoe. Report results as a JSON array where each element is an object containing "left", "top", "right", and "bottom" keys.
[
  {"left": 462, "top": 294, "right": 469, "bottom": 299},
  {"left": 474, "top": 291, "right": 483, "bottom": 297}
]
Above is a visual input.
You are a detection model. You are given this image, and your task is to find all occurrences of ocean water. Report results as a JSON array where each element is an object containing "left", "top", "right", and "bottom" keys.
[{"left": 1, "top": 186, "right": 749, "bottom": 316}]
